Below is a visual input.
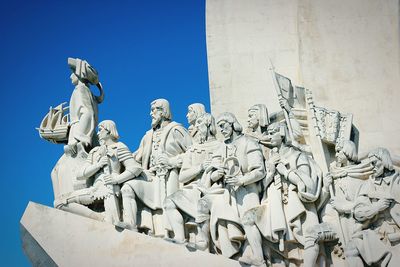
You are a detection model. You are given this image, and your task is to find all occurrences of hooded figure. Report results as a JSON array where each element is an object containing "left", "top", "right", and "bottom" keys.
[{"left": 67, "top": 58, "right": 104, "bottom": 152}]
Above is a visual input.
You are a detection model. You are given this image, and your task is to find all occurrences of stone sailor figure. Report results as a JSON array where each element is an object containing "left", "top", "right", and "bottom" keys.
[
  {"left": 248, "top": 121, "right": 323, "bottom": 267},
  {"left": 350, "top": 148, "right": 400, "bottom": 267},
  {"left": 55, "top": 120, "right": 141, "bottom": 223},
  {"left": 164, "top": 113, "right": 220, "bottom": 249},
  {"left": 120, "top": 99, "right": 192, "bottom": 235},
  {"left": 51, "top": 58, "right": 104, "bottom": 212},
  {"left": 66, "top": 57, "right": 104, "bottom": 155},
  {"left": 198, "top": 112, "right": 266, "bottom": 266},
  {"left": 319, "top": 140, "right": 373, "bottom": 264}
]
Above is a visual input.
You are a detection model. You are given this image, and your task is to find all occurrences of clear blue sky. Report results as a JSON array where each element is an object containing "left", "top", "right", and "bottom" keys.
[{"left": 0, "top": 0, "right": 209, "bottom": 265}]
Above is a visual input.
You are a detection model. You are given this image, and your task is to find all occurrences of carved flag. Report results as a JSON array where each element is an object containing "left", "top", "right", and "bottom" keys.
[{"left": 274, "top": 72, "right": 294, "bottom": 107}]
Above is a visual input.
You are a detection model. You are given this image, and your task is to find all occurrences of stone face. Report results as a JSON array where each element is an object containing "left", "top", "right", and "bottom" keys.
[
  {"left": 20, "top": 202, "right": 240, "bottom": 267},
  {"left": 206, "top": 0, "right": 400, "bottom": 156}
]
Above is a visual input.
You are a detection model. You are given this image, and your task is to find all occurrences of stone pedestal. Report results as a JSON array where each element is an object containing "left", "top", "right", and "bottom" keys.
[
  {"left": 206, "top": 0, "right": 400, "bottom": 156},
  {"left": 20, "top": 202, "right": 240, "bottom": 267}
]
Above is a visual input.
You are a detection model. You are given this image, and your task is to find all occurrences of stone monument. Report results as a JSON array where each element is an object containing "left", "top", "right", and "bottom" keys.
[{"left": 23, "top": 2, "right": 400, "bottom": 266}]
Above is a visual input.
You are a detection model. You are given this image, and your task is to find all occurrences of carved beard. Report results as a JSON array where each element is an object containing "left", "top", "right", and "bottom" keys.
[{"left": 151, "top": 116, "right": 162, "bottom": 129}]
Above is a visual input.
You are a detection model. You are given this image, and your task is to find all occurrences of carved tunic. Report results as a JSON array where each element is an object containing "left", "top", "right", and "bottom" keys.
[
  {"left": 200, "top": 134, "right": 265, "bottom": 257},
  {"left": 126, "top": 121, "right": 192, "bottom": 209},
  {"left": 253, "top": 147, "right": 322, "bottom": 247},
  {"left": 167, "top": 140, "right": 221, "bottom": 218},
  {"left": 68, "top": 84, "right": 99, "bottom": 146}
]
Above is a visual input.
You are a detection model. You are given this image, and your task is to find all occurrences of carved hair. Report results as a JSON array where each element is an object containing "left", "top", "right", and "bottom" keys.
[
  {"left": 368, "top": 147, "right": 394, "bottom": 171},
  {"left": 99, "top": 120, "right": 119, "bottom": 141},
  {"left": 336, "top": 140, "right": 358, "bottom": 163},
  {"left": 199, "top": 113, "right": 217, "bottom": 137},
  {"left": 248, "top": 104, "right": 269, "bottom": 127},
  {"left": 216, "top": 112, "right": 243, "bottom": 133},
  {"left": 151, "top": 99, "right": 172, "bottom": 120},
  {"left": 188, "top": 103, "right": 206, "bottom": 122}
]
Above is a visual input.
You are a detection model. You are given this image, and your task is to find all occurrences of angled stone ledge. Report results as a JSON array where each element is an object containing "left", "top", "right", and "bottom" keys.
[{"left": 20, "top": 202, "right": 240, "bottom": 267}]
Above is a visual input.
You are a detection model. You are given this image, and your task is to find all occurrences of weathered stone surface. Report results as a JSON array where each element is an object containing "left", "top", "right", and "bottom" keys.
[
  {"left": 20, "top": 202, "right": 240, "bottom": 267},
  {"left": 206, "top": 0, "right": 400, "bottom": 156}
]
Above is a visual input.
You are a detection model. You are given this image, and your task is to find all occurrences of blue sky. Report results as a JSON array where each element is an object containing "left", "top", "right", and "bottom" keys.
[{"left": 0, "top": 0, "right": 209, "bottom": 265}]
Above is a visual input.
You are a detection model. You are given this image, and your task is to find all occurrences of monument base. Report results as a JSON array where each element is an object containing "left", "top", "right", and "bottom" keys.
[{"left": 20, "top": 202, "right": 240, "bottom": 267}]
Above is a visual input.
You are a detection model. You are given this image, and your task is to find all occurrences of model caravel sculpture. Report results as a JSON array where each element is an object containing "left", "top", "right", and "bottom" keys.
[
  {"left": 37, "top": 102, "right": 69, "bottom": 144},
  {"left": 36, "top": 58, "right": 400, "bottom": 267}
]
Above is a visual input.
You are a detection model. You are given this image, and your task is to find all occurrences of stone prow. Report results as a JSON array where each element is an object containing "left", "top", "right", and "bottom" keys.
[{"left": 20, "top": 202, "right": 240, "bottom": 267}]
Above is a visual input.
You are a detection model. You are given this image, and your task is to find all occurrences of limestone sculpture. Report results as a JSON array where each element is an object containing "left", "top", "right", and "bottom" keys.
[
  {"left": 120, "top": 99, "right": 192, "bottom": 235},
  {"left": 320, "top": 140, "right": 373, "bottom": 265},
  {"left": 164, "top": 112, "right": 220, "bottom": 248},
  {"left": 197, "top": 112, "right": 266, "bottom": 266},
  {"left": 35, "top": 58, "right": 400, "bottom": 267},
  {"left": 351, "top": 148, "right": 400, "bottom": 267},
  {"left": 76, "top": 120, "right": 142, "bottom": 225},
  {"left": 39, "top": 58, "right": 105, "bottom": 219},
  {"left": 249, "top": 121, "right": 323, "bottom": 266}
]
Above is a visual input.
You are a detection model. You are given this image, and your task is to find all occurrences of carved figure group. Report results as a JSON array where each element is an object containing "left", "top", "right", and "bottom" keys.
[{"left": 38, "top": 58, "right": 400, "bottom": 267}]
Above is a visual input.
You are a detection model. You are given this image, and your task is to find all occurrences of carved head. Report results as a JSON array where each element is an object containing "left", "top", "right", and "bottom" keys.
[
  {"left": 68, "top": 58, "right": 99, "bottom": 85},
  {"left": 264, "top": 122, "right": 288, "bottom": 148},
  {"left": 335, "top": 140, "right": 358, "bottom": 166},
  {"left": 150, "top": 99, "right": 171, "bottom": 128},
  {"left": 368, "top": 147, "right": 394, "bottom": 178},
  {"left": 195, "top": 113, "right": 216, "bottom": 144},
  {"left": 216, "top": 112, "right": 242, "bottom": 141},
  {"left": 247, "top": 104, "right": 269, "bottom": 131},
  {"left": 98, "top": 120, "right": 119, "bottom": 144},
  {"left": 187, "top": 103, "right": 206, "bottom": 126}
]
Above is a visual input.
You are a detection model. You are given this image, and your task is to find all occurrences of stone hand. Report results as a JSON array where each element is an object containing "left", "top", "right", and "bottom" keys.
[
  {"left": 225, "top": 175, "right": 244, "bottom": 186},
  {"left": 269, "top": 153, "right": 281, "bottom": 166},
  {"left": 201, "top": 159, "right": 212, "bottom": 171},
  {"left": 278, "top": 95, "right": 290, "bottom": 112},
  {"left": 156, "top": 153, "right": 171, "bottom": 167},
  {"left": 211, "top": 167, "right": 225, "bottom": 181},
  {"left": 103, "top": 174, "right": 118, "bottom": 185},
  {"left": 276, "top": 163, "right": 289, "bottom": 178},
  {"left": 376, "top": 198, "right": 391, "bottom": 212},
  {"left": 67, "top": 140, "right": 78, "bottom": 155},
  {"left": 97, "top": 156, "right": 109, "bottom": 168},
  {"left": 331, "top": 197, "right": 352, "bottom": 214}
]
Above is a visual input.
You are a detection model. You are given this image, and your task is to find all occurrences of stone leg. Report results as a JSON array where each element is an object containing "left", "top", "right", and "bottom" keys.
[
  {"left": 303, "top": 243, "right": 319, "bottom": 267},
  {"left": 164, "top": 198, "right": 185, "bottom": 242},
  {"left": 196, "top": 220, "right": 210, "bottom": 252},
  {"left": 121, "top": 184, "right": 138, "bottom": 231},
  {"left": 217, "top": 221, "right": 241, "bottom": 258},
  {"left": 103, "top": 193, "right": 121, "bottom": 224},
  {"left": 242, "top": 223, "right": 265, "bottom": 266}
]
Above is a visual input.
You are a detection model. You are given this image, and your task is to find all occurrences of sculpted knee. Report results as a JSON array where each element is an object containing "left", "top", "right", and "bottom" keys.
[
  {"left": 163, "top": 198, "right": 177, "bottom": 210},
  {"left": 242, "top": 209, "right": 256, "bottom": 226},
  {"left": 197, "top": 198, "right": 210, "bottom": 214},
  {"left": 121, "top": 184, "right": 135, "bottom": 198}
]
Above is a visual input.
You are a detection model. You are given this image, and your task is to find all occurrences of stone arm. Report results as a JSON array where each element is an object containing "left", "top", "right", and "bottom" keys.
[
  {"left": 173, "top": 127, "right": 192, "bottom": 154},
  {"left": 132, "top": 134, "right": 146, "bottom": 166},
  {"left": 240, "top": 144, "right": 266, "bottom": 186},
  {"left": 113, "top": 144, "right": 143, "bottom": 184},
  {"left": 159, "top": 127, "right": 192, "bottom": 169},
  {"left": 179, "top": 153, "right": 204, "bottom": 184},
  {"left": 353, "top": 195, "right": 390, "bottom": 223},
  {"left": 114, "top": 158, "right": 142, "bottom": 184},
  {"left": 210, "top": 152, "right": 225, "bottom": 183},
  {"left": 76, "top": 150, "right": 104, "bottom": 180}
]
